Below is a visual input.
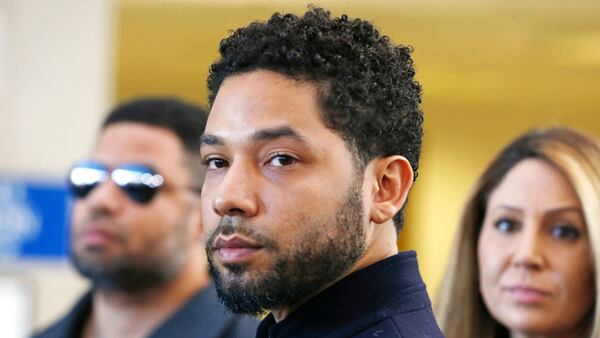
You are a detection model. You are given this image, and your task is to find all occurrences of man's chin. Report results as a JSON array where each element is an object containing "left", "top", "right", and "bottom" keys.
[
  {"left": 221, "top": 261, "right": 249, "bottom": 274},
  {"left": 211, "top": 272, "right": 270, "bottom": 315}
]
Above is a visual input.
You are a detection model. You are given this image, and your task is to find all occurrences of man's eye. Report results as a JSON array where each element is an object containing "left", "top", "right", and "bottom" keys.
[
  {"left": 551, "top": 224, "right": 581, "bottom": 241},
  {"left": 205, "top": 158, "right": 229, "bottom": 169},
  {"left": 494, "top": 219, "right": 517, "bottom": 233},
  {"left": 267, "top": 154, "right": 297, "bottom": 167}
]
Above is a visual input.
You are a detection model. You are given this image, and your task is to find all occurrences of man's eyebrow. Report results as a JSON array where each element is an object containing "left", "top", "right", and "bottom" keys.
[
  {"left": 199, "top": 126, "right": 309, "bottom": 147},
  {"left": 253, "top": 126, "right": 307, "bottom": 144},
  {"left": 199, "top": 134, "right": 223, "bottom": 146}
]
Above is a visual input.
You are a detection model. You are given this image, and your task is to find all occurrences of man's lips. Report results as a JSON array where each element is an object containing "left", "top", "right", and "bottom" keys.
[
  {"left": 214, "top": 235, "right": 263, "bottom": 264},
  {"left": 79, "top": 228, "right": 119, "bottom": 247},
  {"left": 503, "top": 285, "right": 552, "bottom": 304}
]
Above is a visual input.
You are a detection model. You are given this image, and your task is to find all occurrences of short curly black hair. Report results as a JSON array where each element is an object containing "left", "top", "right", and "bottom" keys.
[{"left": 207, "top": 7, "right": 423, "bottom": 231}]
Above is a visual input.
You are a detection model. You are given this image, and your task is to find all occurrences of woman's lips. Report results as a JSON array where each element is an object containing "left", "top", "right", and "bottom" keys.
[
  {"left": 214, "top": 235, "right": 263, "bottom": 264},
  {"left": 504, "top": 285, "right": 552, "bottom": 304}
]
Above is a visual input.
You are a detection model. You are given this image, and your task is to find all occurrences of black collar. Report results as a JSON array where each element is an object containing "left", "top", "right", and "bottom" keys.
[
  {"left": 45, "top": 283, "right": 240, "bottom": 338},
  {"left": 257, "top": 251, "right": 430, "bottom": 338}
]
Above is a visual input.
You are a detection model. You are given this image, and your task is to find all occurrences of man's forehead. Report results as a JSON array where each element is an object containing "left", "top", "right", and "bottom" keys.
[
  {"left": 203, "top": 70, "right": 332, "bottom": 145},
  {"left": 92, "top": 123, "right": 185, "bottom": 168}
]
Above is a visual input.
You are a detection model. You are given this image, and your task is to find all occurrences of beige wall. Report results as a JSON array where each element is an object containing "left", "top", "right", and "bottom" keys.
[
  {"left": 0, "top": 0, "right": 113, "bottom": 175},
  {"left": 0, "top": 0, "right": 113, "bottom": 334}
]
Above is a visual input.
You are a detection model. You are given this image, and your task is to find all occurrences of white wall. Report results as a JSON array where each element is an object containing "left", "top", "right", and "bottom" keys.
[
  {"left": 0, "top": 0, "right": 113, "bottom": 335},
  {"left": 0, "top": 0, "right": 113, "bottom": 176},
  {"left": 0, "top": 275, "right": 31, "bottom": 338}
]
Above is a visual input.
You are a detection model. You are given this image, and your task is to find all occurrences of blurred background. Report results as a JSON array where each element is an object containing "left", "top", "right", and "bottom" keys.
[{"left": 1, "top": 0, "right": 599, "bottom": 336}]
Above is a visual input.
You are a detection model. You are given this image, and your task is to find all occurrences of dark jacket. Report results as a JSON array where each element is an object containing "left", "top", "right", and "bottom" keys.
[
  {"left": 256, "top": 251, "right": 445, "bottom": 338},
  {"left": 31, "top": 283, "right": 259, "bottom": 338}
]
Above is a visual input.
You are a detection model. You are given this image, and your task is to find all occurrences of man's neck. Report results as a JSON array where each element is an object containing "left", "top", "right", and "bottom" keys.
[
  {"left": 84, "top": 251, "right": 211, "bottom": 338},
  {"left": 271, "top": 222, "right": 398, "bottom": 322}
]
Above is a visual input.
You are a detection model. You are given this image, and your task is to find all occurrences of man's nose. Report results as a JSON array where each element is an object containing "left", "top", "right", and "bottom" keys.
[
  {"left": 82, "top": 180, "right": 125, "bottom": 214},
  {"left": 212, "top": 160, "right": 259, "bottom": 218}
]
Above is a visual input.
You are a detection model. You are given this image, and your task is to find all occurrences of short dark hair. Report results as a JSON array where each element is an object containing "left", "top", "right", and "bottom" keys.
[
  {"left": 103, "top": 97, "right": 207, "bottom": 154},
  {"left": 102, "top": 97, "right": 208, "bottom": 183},
  {"left": 207, "top": 7, "right": 423, "bottom": 230}
]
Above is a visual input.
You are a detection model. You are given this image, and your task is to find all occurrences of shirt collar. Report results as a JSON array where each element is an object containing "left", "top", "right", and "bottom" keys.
[{"left": 256, "top": 251, "right": 429, "bottom": 338}]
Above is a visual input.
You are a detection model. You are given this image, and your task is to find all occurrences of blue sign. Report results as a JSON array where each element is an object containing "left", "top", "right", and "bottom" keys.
[{"left": 0, "top": 177, "right": 70, "bottom": 260}]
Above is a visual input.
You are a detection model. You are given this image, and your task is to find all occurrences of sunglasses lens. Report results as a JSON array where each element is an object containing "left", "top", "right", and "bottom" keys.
[
  {"left": 70, "top": 183, "right": 96, "bottom": 198},
  {"left": 68, "top": 163, "right": 108, "bottom": 198},
  {"left": 122, "top": 183, "right": 157, "bottom": 203},
  {"left": 112, "top": 165, "right": 164, "bottom": 204}
]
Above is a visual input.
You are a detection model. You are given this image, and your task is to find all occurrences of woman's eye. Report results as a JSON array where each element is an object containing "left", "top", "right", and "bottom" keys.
[
  {"left": 494, "top": 219, "right": 517, "bottom": 233},
  {"left": 268, "top": 154, "right": 297, "bottom": 167},
  {"left": 205, "top": 158, "right": 229, "bottom": 169},
  {"left": 551, "top": 224, "right": 581, "bottom": 241}
]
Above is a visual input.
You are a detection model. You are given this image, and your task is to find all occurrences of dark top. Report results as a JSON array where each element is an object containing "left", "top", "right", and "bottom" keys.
[
  {"left": 31, "top": 283, "right": 259, "bottom": 338},
  {"left": 256, "top": 251, "right": 445, "bottom": 338}
]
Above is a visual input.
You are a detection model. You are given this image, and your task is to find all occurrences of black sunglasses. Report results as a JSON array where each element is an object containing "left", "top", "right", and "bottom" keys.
[{"left": 68, "top": 161, "right": 165, "bottom": 204}]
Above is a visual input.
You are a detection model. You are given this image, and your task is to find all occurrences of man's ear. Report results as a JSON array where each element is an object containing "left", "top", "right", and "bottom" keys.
[{"left": 369, "top": 155, "right": 414, "bottom": 224}]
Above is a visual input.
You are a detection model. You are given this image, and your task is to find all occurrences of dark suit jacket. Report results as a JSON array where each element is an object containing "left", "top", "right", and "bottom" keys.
[
  {"left": 31, "top": 283, "right": 259, "bottom": 338},
  {"left": 256, "top": 251, "right": 445, "bottom": 338}
]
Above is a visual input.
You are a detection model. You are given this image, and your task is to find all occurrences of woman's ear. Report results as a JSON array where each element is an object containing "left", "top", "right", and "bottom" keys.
[{"left": 369, "top": 155, "right": 414, "bottom": 224}]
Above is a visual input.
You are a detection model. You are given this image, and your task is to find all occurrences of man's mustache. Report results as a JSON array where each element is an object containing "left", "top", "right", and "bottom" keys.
[
  {"left": 206, "top": 217, "right": 278, "bottom": 251},
  {"left": 73, "top": 210, "right": 127, "bottom": 244}
]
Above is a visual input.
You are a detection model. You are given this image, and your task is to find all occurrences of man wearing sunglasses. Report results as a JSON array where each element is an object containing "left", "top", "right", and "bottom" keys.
[
  {"left": 33, "top": 98, "right": 258, "bottom": 338},
  {"left": 200, "top": 7, "right": 444, "bottom": 338}
]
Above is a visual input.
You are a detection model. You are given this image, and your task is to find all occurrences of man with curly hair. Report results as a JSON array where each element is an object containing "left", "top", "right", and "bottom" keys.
[{"left": 200, "top": 7, "right": 444, "bottom": 338}]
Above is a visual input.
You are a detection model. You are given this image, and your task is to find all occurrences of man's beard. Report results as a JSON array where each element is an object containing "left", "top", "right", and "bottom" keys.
[
  {"left": 206, "top": 175, "right": 367, "bottom": 315},
  {"left": 72, "top": 250, "right": 184, "bottom": 293},
  {"left": 71, "top": 214, "right": 189, "bottom": 293}
]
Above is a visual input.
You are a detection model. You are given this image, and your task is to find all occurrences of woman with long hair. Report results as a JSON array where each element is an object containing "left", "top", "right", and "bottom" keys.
[{"left": 436, "top": 127, "right": 600, "bottom": 338}]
